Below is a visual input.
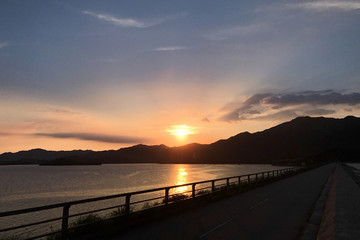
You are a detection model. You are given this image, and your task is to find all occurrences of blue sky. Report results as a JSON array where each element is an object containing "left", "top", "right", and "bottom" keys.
[{"left": 1, "top": 0, "right": 360, "bottom": 153}]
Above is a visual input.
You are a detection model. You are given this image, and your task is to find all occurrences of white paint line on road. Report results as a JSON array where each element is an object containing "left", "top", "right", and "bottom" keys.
[
  {"left": 249, "top": 198, "right": 268, "bottom": 210},
  {"left": 198, "top": 217, "right": 234, "bottom": 239},
  {"left": 198, "top": 198, "right": 269, "bottom": 238}
]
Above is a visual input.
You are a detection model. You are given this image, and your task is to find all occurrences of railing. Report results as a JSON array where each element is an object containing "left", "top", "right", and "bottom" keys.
[{"left": 0, "top": 167, "right": 298, "bottom": 240}]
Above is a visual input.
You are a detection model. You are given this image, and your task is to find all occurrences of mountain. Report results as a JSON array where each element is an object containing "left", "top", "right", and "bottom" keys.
[
  {"left": 1, "top": 116, "right": 360, "bottom": 165},
  {"left": 0, "top": 148, "right": 94, "bottom": 164}
]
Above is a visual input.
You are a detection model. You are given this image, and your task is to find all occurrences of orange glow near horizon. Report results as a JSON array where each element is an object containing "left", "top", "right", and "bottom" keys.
[{"left": 166, "top": 125, "right": 199, "bottom": 139}]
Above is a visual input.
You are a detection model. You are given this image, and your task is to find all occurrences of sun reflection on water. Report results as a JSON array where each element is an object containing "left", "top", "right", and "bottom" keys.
[{"left": 174, "top": 166, "right": 190, "bottom": 194}]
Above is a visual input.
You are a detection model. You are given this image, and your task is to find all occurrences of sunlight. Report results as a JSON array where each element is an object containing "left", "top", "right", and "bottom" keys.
[
  {"left": 166, "top": 125, "right": 199, "bottom": 139},
  {"left": 174, "top": 165, "right": 190, "bottom": 194}
]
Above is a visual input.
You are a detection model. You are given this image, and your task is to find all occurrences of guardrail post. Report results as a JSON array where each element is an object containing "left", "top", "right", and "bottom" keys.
[
  {"left": 211, "top": 180, "right": 215, "bottom": 192},
  {"left": 61, "top": 204, "right": 71, "bottom": 240},
  {"left": 164, "top": 188, "right": 170, "bottom": 205},
  {"left": 248, "top": 175, "right": 250, "bottom": 183},
  {"left": 256, "top": 173, "right": 258, "bottom": 182},
  {"left": 192, "top": 184, "right": 196, "bottom": 198},
  {"left": 238, "top": 176, "right": 241, "bottom": 185},
  {"left": 262, "top": 172, "right": 265, "bottom": 180},
  {"left": 125, "top": 194, "right": 131, "bottom": 214},
  {"left": 164, "top": 188, "right": 170, "bottom": 204},
  {"left": 226, "top": 178, "right": 230, "bottom": 186}
]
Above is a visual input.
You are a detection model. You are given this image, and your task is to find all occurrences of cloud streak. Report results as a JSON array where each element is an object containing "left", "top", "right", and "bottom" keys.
[
  {"left": 83, "top": 11, "right": 186, "bottom": 28},
  {"left": 153, "top": 46, "right": 187, "bottom": 51},
  {"left": 35, "top": 132, "right": 147, "bottom": 144},
  {"left": 83, "top": 10, "right": 158, "bottom": 28},
  {"left": 204, "top": 23, "right": 269, "bottom": 41},
  {"left": 288, "top": 1, "right": 360, "bottom": 11},
  {"left": 0, "top": 42, "right": 9, "bottom": 49},
  {"left": 220, "top": 90, "right": 360, "bottom": 122}
]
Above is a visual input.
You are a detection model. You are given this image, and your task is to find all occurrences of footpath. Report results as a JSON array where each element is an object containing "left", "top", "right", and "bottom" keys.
[
  {"left": 334, "top": 164, "right": 360, "bottom": 239},
  {"left": 301, "top": 163, "right": 360, "bottom": 240}
]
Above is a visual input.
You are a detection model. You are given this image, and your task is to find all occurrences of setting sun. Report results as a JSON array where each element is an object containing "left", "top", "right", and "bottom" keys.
[{"left": 166, "top": 125, "right": 199, "bottom": 138}]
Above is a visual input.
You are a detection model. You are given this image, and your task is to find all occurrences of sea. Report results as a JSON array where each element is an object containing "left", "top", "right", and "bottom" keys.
[{"left": 0, "top": 163, "right": 289, "bottom": 238}]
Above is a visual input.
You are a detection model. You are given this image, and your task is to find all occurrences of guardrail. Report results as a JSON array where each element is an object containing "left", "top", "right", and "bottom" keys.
[{"left": 0, "top": 167, "right": 298, "bottom": 240}]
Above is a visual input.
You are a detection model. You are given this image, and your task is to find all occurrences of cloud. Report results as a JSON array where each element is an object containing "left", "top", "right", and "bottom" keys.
[
  {"left": 35, "top": 132, "right": 147, "bottom": 143},
  {"left": 83, "top": 10, "right": 158, "bottom": 28},
  {"left": 204, "top": 23, "right": 269, "bottom": 41},
  {"left": 83, "top": 11, "right": 187, "bottom": 28},
  {"left": 255, "top": 110, "right": 299, "bottom": 121},
  {"left": 86, "top": 58, "right": 123, "bottom": 63},
  {"left": 44, "top": 106, "right": 80, "bottom": 115},
  {"left": 0, "top": 42, "right": 9, "bottom": 49},
  {"left": 304, "top": 109, "right": 336, "bottom": 115},
  {"left": 201, "top": 117, "right": 210, "bottom": 123},
  {"left": 265, "top": 91, "right": 360, "bottom": 107},
  {"left": 288, "top": 1, "right": 360, "bottom": 11},
  {"left": 220, "top": 90, "right": 360, "bottom": 122},
  {"left": 153, "top": 46, "right": 187, "bottom": 51}
]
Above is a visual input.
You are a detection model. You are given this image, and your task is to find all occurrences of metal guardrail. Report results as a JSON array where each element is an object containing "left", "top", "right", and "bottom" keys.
[{"left": 0, "top": 167, "right": 298, "bottom": 240}]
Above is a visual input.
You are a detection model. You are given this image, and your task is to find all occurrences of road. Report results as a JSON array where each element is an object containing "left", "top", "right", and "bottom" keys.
[{"left": 110, "top": 164, "right": 334, "bottom": 240}]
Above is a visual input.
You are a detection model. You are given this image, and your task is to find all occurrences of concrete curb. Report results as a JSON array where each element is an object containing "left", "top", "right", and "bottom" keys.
[
  {"left": 299, "top": 166, "right": 335, "bottom": 240},
  {"left": 316, "top": 166, "right": 337, "bottom": 240}
]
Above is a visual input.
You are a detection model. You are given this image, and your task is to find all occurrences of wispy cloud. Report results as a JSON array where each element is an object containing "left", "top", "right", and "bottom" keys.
[
  {"left": 153, "top": 46, "right": 187, "bottom": 51},
  {"left": 220, "top": 90, "right": 360, "bottom": 122},
  {"left": 201, "top": 117, "right": 210, "bottom": 123},
  {"left": 0, "top": 42, "right": 9, "bottom": 49},
  {"left": 86, "top": 58, "right": 123, "bottom": 63},
  {"left": 288, "top": 1, "right": 360, "bottom": 11},
  {"left": 204, "top": 23, "right": 269, "bottom": 41},
  {"left": 35, "top": 132, "right": 148, "bottom": 144},
  {"left": 83, "top": 10, "right": 157, "bottom": 28},
  {"left": 43, "top": 106, "right": 80, "bottom": 116},
  {"left": 83, "top": 11, "right": 186, "bottom": 28}
]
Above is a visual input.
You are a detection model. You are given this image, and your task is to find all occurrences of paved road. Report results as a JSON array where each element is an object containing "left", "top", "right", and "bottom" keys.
[{"left": 111, "top": 164, "right": 335, "bottom": 240}]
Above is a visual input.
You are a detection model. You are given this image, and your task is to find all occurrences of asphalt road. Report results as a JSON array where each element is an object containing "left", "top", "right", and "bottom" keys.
[{"left": 111, "top": 164, "right": 335, "bottom": 240}]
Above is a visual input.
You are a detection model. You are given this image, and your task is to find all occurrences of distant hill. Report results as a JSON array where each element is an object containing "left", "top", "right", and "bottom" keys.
[
  {"left": 1, "top": 116, "right": 360, "bottom": 165},
  {"left": 0, "top": 149, "right": 94, "bottom": 165}
]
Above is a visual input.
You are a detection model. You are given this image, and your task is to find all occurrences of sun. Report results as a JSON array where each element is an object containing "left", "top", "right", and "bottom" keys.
[{"left": 166, "top": 125, "right": 198, "bottom": 138}]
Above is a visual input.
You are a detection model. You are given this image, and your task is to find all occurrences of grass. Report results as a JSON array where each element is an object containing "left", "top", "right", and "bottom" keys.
[
  {"left": 46, "top": 214, "right": 103, "bottom": 240},
  {"left": 70, "top": 214, "right": 102, "bottom": 227},
  {"left": 196, "top": 189, "right": 211, "bottom": 196},
  {"left": 162, "top": 193, "right": 188, "bottom": 204},
  {"left": 141, "top": 201, "right": 162, "bottom": 210},
  {"left": 109, "top": 206, "right": 130, "bottom": 217}
]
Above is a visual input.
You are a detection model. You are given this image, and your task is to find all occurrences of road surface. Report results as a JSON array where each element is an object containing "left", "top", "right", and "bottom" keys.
[{"left": 110, "top": 164, "right": 334, "bottom": 240}]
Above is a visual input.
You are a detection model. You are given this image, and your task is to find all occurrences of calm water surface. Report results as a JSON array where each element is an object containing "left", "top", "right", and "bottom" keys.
[
  {"left": 0, "top": 164, "right": 291, "bottom": 238},
  {"left": 0, "top": 164, "right": 287, "bottom": 212}
]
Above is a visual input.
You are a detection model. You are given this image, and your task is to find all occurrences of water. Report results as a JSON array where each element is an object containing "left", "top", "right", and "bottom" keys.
[
  {"left": 0, "top": 164, "right": 288, "bottom": 238},
  {"left": 0, "top": 164, "right": 289, "bottom": 212}
]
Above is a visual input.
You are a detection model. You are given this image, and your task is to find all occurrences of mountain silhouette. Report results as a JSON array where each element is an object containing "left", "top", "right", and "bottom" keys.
[{"left": 1, "top": 116, "right": 359, "bottom": 165}]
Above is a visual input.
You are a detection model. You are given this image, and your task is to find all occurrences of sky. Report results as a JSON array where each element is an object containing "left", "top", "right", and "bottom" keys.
[{"left": 1, "top": 0, "right": 360, "bottom": 153}]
